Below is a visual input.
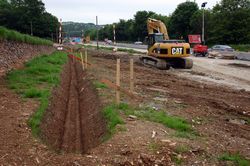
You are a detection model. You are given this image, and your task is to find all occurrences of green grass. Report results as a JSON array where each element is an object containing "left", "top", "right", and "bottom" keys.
[
  {"left": 0, "top": 26, "right": 53, "bottom": 46},
  {"left": 243, "top": 118, "right": 250, "bottom": 125},
  {"left": 230, "top": 44, "right": 250, "bottom": 52},
  {"left": 175, "top": 145, "right": 190, "bottom": 154},
  {"left": 173, "top": 131, "right": 197, "bottom": 139},
  {"left": 172, "top": 156, "right": 183, "bottom": 165},
  {"left": 93, "top": 81, "right": 108, "bottom": 89},
  {"left": 101, "top": 102, "right": 194, "bottom": 141},
  {"left": 219, "top": 153, "right": 249, "bottom": 166},
  {"left": 99, "top": 46, "right": 114, "bottom": 51},
  {"left": 118, "top": 103, "right": 192, "bottom": 133},
  {"left": 7, "top": 51, "right": 67, "bottom": 136},
  {"left": 102, "top": 104, "right": 125, "bottom": 141},
  {"left": 117, "top": 48, "right": 141, "bottom": 54},
  {"left": 148, "top": 142, "right": 161, "bottom": 153}
]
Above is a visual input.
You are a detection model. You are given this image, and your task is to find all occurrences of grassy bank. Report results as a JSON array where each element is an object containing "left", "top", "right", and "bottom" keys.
[
  {"left": 7, "top": 51, "right": 67, "bottom": 136},
  {"left": 219, "top": 153, "right": 249, "bottom": 166},
  {"left": 0, "top": 26, "right": 53, "bottom": 46}
]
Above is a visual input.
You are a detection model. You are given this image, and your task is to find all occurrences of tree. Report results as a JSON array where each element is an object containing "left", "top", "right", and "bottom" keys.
[
  {"left": 116, "top": 19, "right": 135, "bottom": 41},
  {"left": 98, "top": 24, "right": 112, "bottom": 40},
  {"left": 169, "top": 1, "right": 199, "bottom": 39},
  {"left": 209, "top": 0, "right": 250, "bottom": 44},
  {"left": 133, "top": 11, "right": 156, "bottom": 41},
  {"left": 0, "top": 0, "right": 12, "bottom": 27},
  {"left": 85, "top": 29, "right": 97, "bottom": 40},
  {"left": 0, "top": 0, "right": 59, "bottom": 39},
  {"left": 189, "top": 9, "right": 213, "bottom": 43}
]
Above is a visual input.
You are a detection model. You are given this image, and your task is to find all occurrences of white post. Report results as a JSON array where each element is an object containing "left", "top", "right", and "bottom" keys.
[
  {"left": 96, "top": 16, "right": 99, "bottom": 49},
  {"left": 113, "top": 24, "right": 116, "bottom": 45},
  {"left": 59, "top": 18, "right": 62, "bottom": 44}
]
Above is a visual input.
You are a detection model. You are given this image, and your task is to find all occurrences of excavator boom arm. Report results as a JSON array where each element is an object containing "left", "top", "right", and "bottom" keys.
[{"left": 147, "top": 18, "right": 169, "bottom": 40}]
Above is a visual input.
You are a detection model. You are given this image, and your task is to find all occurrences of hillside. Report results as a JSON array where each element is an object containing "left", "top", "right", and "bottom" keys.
[{"left": 62, "top": 22, "right": 102, "bottom": 37}]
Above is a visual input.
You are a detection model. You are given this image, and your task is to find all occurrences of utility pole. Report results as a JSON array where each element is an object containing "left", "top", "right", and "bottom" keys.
[
  {"left": 96, "top": 16, "right": 99, "bottom": 49},
  {"left": 30, "top": 21, "right": 33, "bottom": 36},
  {"left": 201, "top": 2, "right": 207, "bottom": 45}
]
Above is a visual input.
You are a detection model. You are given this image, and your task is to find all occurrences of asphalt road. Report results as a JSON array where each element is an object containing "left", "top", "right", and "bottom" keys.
[
  {"left": 90, "top": 41, "right": 147, "bottom": 52},
  {"left": 87, "top": 41, "right": 250, "bottom": 91}
]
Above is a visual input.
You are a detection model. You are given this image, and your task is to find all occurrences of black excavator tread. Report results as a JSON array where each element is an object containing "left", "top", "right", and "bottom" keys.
[{"left": 139, "top": 55, "right": 193, "bottom": 70}]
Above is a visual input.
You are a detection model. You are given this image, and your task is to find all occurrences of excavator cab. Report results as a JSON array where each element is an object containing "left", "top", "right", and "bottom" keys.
[{"left": 147, "top": 33, "right": 164, "bottom": 49}]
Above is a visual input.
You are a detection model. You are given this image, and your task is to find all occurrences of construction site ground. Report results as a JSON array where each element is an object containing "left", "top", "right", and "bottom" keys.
[{"left": 0, "top": 49, "right": 249, "bottom": 165}]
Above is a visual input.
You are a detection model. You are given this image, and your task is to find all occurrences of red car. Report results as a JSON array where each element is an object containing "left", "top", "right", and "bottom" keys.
[{"left": 193, "top": 44, "right": 208, "bottom": 57}]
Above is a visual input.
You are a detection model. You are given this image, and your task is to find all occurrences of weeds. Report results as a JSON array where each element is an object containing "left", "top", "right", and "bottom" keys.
[
  {"left": 94, "top": 81, "right": 108, "bottom": 89},
  {"left": 219, "top": 153, "right": 249, "bottom": 166},
  {"left": 7, "top": 51, "right": 67, "bottom": 136},
  {"left": 171, "top": 155, "right": 183, "bottom": 165},
  {"left": 0, "top": 26, "right": 52, "bottom": 45},
  {"left": 173, "top": 131, "right": 197, "bottom": 139},
  {"left": 118, "top": 103, "right": 192, "bottom": 133},
  {"left": 102, "top": 104, "right": 124, "bottom": 141},
  {"left": 148, "top": 141, "right": 161, "bottom": 153},
  {"left": 175, "top": 145, "right": 190, "bottom": 154},
  {"left": 117, "top": 48, "right": 141, "bottom": 54},
  {"left": 244, "top": 118, "right": 250, "bottom": 125}
]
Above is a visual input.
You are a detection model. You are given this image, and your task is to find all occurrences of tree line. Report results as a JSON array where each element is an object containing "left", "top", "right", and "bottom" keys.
[
  {"left": 62, "top": 22, "right": 101, "bottom": 38},
  {"left": 0, "top": 0, "right": 59, "bottom": 40},
  {"left": 86, "top": 0, "right": 250, "bottom": 45}
]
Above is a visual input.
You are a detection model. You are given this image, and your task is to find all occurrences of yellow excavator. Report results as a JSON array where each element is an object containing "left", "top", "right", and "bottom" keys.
[{"left": 140, "top": 18, "right": 193, "bottom": 69}]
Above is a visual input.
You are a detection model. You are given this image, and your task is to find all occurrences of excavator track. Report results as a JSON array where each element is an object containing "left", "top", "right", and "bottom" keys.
[
  {"left": 139, "top": 55, "right": 193, "bottom": 70},
  {"left": 140, "top": 56, "right": 170, "bottom": 70}
]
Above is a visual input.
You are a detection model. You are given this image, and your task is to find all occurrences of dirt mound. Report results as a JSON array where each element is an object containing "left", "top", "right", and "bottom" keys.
[
  {"left": 40, "top": 57, "right": 106, "bottom": 153},
  {"left": 88, "top": 49, "right": 132, "bottom": 61}
]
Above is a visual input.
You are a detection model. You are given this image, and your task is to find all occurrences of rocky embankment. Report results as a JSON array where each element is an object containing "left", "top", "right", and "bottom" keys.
[{"left": 0, "top": 40, "right": 54, "bottom": 76}]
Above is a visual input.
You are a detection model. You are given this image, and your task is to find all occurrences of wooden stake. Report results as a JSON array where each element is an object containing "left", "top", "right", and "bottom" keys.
[
  {"left": 80, "top": 52, "right": 84, "bottom": 71},
  {"left": 85, "top": 50, "right": 88, "bottom": 69},
  {"left": 116, "top": 59, "right": 120, "bottom": 104},
  {"left": 130, "top": 58, "right": 134, "bottom": 93}
]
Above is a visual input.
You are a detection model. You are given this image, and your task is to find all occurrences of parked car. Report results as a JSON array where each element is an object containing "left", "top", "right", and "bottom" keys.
[
  {"left": 209, "top": 45, "right": 235, "bottom": 52},
  {"left": 105, "top": 39, "right": 112, "bottom": 45},
  {"left": 134, "top": 41, "right": 142, "bottom": 45}
]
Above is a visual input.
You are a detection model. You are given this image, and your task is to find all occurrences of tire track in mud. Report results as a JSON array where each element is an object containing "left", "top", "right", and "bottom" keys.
[{"left": 41, "top": 57, "right": 106, "bottom": 153}]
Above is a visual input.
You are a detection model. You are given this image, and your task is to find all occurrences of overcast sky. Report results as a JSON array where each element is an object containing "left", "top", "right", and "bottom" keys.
[{"left": 42, "top": 0, "right": 219, "bottom": 24}]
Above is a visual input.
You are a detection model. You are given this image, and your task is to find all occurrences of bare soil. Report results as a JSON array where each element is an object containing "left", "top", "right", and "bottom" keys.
[
  {"left": 88, "top": 49, "right": 250, "bottom": 165},
  {"left": 0, "top": 49, "right": 249, "bottom": 165}
]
